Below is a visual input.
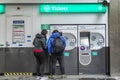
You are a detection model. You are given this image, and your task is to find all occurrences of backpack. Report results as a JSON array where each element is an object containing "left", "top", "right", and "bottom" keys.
[
  {"left": 53, "top": 37, "right": 65, "bottom": 53},
  {"left": 34, "top": 38, "right": 41, "bottom": 47}
]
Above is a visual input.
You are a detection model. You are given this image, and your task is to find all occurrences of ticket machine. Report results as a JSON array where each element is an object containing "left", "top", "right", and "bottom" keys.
[{"left": 78, "top": 24, "right": 107, "bottom": 74}]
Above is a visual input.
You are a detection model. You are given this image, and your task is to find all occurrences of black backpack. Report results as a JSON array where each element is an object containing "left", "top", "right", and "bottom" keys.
[{"left": 53, "top": 37, "right": 65, "bottom": 53}]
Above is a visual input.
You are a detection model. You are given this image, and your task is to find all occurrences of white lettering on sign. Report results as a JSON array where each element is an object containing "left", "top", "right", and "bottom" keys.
[
  {"left": 44, "top": 5, "right": 50, "bottom": 12},
  {"left": 52, "top": 6, "right": 68, "bottom": 11},
  {"left": 98, "top": 6, "right": 103, "bottom": 10}
]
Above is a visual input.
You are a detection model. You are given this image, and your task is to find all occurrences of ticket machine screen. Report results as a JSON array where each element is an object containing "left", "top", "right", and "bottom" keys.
[
  {"left": 80, "top": 32, "right": 90, "bottom": 51},
  {"left": 80, "top": 37, "right": 89, "bottom": 46}
]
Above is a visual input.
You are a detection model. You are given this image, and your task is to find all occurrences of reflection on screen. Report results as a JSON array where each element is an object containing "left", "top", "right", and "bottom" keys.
[{"left": 80, "top": 37, "right": 89, "bottom": 46}]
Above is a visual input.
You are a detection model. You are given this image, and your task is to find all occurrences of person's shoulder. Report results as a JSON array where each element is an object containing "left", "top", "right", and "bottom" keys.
[
  {"left": 48, "top": 37, "right": 54, "bottom": 41},
  {"left": 60, "top": 36, "right": 65, "bottom": 39},
  {"left": 60, "top": 36, "right": 65, "bottom": 41},
  {"left": 40, "top": 34, "right": 45, "bottom": 38}
]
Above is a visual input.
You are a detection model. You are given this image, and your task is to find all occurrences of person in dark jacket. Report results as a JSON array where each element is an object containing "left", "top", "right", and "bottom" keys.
[
  {"left": 33, "top": 29, "right": 48, "bottom": 80},
  {"left": 47, "top": 30, "right": 66, "bottom": 79}
]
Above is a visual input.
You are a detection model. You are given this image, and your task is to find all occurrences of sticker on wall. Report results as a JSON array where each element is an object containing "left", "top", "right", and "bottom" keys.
[
  {"left": 92, "top": 51, "right": 98, "bottom": 56},
  {"left": 41, "top": 24, "right": 50, "bottom": 30},
  {"left": 27, "top": 40, "right": 31, "bottom": 42},
  {"left": 18, "top": 44, "right": 23, "bottom": 46},
  {"left": 27, "top": 35, "right": 31, "bottom": 38},
  {"left": 12, "top": 42, "right": 16, "bottom": 44},
  {"left": 64, "top": 52, "right": 70, "bottom": 57},
  {"left": 0, "top": 44, "right": 4, "bottom": 46}
]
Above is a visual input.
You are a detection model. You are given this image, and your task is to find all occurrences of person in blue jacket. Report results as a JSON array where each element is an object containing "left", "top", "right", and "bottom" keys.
[{"left": 47, "top": 30, "right": 66, "bottom": 79}]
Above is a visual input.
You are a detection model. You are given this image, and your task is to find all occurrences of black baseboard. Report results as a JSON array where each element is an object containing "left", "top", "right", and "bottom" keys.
[
  {"left": 32, "top": 73, "right": 50, "bottom": 76},
  {"left": 0, "top": 73, "right": 4, "bottom": 76}
]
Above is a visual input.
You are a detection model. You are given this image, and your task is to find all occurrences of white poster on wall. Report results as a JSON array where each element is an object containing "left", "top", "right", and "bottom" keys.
[
  {"left": 6, "top": 16, "right": 32, "bottom": 47},
  {"left": 12, "top": 20, "right": 25, "bottom": 43}
]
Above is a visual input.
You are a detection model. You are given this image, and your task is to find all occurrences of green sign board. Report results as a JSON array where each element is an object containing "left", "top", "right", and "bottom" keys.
[
  {"left": 40, "top": 3, "right": 106, "bottom": 13},
  {"left": 0, "top": 4, "right": 5, "bottom": 14},
  {"left": 41, "top": 24, "right": 50, "bottom": 30}
]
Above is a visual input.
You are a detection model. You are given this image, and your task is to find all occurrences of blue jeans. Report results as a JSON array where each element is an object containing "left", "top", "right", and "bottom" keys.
[{"left": 50, "top": 53, "right": 65, "bottom": 75}]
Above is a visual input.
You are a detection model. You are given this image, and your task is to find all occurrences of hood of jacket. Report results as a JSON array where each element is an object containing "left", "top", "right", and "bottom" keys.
[
  {"left": 51, "top": 32, "right": 60, "bottom": 39},
  {"left": 35, "top": 33, "right": 45, "bottom": 38}
]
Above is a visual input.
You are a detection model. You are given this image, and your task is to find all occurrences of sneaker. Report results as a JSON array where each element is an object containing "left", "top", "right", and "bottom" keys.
[
  {"left": 61, "top": 74, "right": 67, "bottom": 78},
  {"left": 40, "top": 77, "right": 48, "bottom": 80},
  {"left": 36, "top": 76, "right": 41, "bottom": 80},
  {"left": 49, "top": 75, "right": 55, "bottom": 79}
]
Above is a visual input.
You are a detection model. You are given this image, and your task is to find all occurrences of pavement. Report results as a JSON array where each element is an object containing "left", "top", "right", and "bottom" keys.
[{"left": 0, "top": 75, "right": 120, "bottom": 80}]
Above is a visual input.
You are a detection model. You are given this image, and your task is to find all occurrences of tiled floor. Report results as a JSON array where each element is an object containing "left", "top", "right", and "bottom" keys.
[{"left": 0, "top": 75, "right": 119, "bottom": 80}]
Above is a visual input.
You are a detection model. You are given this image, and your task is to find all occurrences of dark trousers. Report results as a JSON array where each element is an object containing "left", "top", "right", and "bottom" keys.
[
  {"left": 34, "top": 52, "right": 45, "bottom": 77},
  {"left": 51, "top": 53, "right": 65, "bottom": 75}
]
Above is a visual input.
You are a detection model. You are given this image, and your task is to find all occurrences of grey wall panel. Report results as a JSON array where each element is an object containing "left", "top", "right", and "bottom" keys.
[
  {"left": 5, "top": 48, "right": 50, "bottom": 73},
  {"left": 64, "top": 48, "right": 78, "bottom": 75},
  {"left": 110, "top": 0, "right": 120, "bottom": 75},
  {"left": 0, "top": 55, "right": 5, "bottom": 73},
  {"left": 5, "top": 48, "right": 36, "bottom": 72},
  {"left": 0, "top": 48, "right": 5, "bottom": 73}
]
